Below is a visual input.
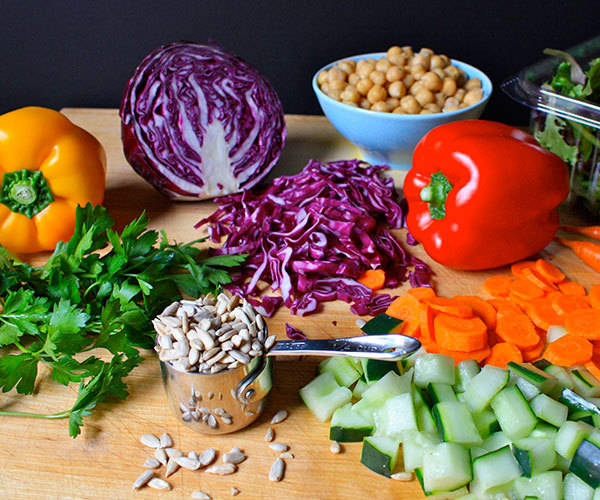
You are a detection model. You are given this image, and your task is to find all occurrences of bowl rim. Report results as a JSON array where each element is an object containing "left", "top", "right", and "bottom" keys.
[{"left": 312, "top": 51, "right": 493, "bottom": 120}]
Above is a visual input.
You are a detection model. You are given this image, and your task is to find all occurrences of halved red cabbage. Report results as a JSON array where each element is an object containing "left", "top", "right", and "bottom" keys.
[
  {"left": 120, "top": 41, "right": 286, "bottom": 200},
  {"left": 196, "top": 159, "right": 432, "bottom": 316}
]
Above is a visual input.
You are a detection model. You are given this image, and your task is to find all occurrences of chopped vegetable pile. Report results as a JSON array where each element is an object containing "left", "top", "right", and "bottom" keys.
[
  {"left": 196, "top": 159, "right": 431, "bottom": 317},
  {"left": 0, "top": 204, "right": 245, "bottom": 437}
]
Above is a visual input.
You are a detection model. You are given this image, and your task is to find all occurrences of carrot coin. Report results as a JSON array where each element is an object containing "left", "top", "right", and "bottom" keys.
[
  {"left": 544, "top": 334, "right": 593, "bottom": 367},
  {"left": 387, "top": 294, "right": 421, "bottom": 337},
  {"left": 558, "top": 280, "right": 587, "bottom": 296},
  {"left": 483, "top": 276, "right": 513, "bottom": 297},
  {"left": 522, "top": 337, "right": 545, "bottom": 362},
  {"left": 525, "top": 297, "right": 565, "bottom": 330},
  {"left": 455, "top": 295, "right": 497, "bottom": 329},
  {"left": 495, "top": 308, "right": 539, "bottom": 348},
  {"left": 535, "top": 259, "right": 565, "bottom": 283},
  {"left": 485, "top": 342, "right": 523, "bottom": 369},
  {"left": 552, "top": 294, "right": 591, "bottom": 316},
  {"left": 511, "top": 261, "right": 536, "bottom": 279},
  {"left": 510, "top": 278, "right": 545, "bottom": 301},
  {"left": 358, "top": 269, "right": 386, "bottom": 290},
  {"left": 426, "top": 297, "right": 473, "bottom": 318},
  {"left": 434, "top": 313, "right": 488, "bottom": 352},
  {"left": 407, "top": 287, "right": 436, "bottom": 301},
  {"left": 564, "top": 308, "right": 600, "bottom": 340}
]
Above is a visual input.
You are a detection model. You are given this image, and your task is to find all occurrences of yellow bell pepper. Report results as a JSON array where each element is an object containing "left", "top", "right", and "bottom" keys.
[{"left": 0, "top": 107, "right": 106, "bottom": 254}]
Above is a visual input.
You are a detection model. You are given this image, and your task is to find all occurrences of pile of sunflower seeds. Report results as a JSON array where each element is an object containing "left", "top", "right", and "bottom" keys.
[
  {"left": 177, "top": 384, "right": 234, "bottom": 428},
  {"left": 153, "top": 293, "right": 277, "bottom": 374}
]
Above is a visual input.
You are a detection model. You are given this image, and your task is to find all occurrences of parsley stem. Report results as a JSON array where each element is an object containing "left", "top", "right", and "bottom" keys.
[{"left": 0, "top": 409, "right": 69, "bottom": 419}]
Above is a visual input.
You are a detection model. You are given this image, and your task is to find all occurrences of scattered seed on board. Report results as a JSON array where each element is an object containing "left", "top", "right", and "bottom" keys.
[
  {"left": 264, "top": 427, "right": 275, "bottom": 442},
  {"left": 269, "top": 457, "right": 285, "bottom": 482},
  {"left": 132, "top": 470, "right": 155, "bottom": 490},
  {"left": 223, "top": 447, "right": 246, "bottom": 465},
  {"left": 199, "top": 448, "right": 217, "bottom": 466},
  {"left": 192, "top": 491, "right": 212, "bottom": 500},
  {"left": 165, "top": 458, "right": 180, "bottom": 477},
  {"left": 270, "top": 410, "right": 288, "bottom": 425},
  {"left": 159, "top": 432, "right": 173, "bottom": 448},
  {"left": 148, "top": 477, "right": 171, "bottom": 491},
  {"left": 155, "top": 448, "right": 168, "bottom": 466},
  {"left": 189, "top": 450, "right": 199, "bottom": 461},
  {"left": 280, "top": 452, "right": 294, "bottom": 460},
  {"left": 175, "top": 456, "right": 201, "bottom": 471},
  {"left": 330, "top": 441, "right": 342, "bottom": 454},
  {"left": 355, "top": 318, "right": 367, "bottom": 328},
  {"left": 140, "top": 433, "right": 161, "bottom": 448},
  {"left": 269, "top": 443, "right": 289, "bottom": 452},
  {"left": 231, "top": 486, "right": 240, "bottom": 496},
  {"left": 166, "top": 448, "right": 183, "bottom": 459},
  {"left": 206, "top": 463, "right": 237, "bottom": 475},
  {"left": 391, "top": 472, "right": 414, "bottom": 481},
  {"left": 144, "top": 457, "right": 161, "bottom": 469}
]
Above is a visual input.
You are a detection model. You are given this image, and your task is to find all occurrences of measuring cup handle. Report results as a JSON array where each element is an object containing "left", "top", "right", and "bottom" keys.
[{"left": 235, "top": 356, "right": 267, "bottom": 405}]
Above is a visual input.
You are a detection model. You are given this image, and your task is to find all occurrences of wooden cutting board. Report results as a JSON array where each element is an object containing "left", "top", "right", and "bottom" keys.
[{"left": 0, "top": 109, "right": 596, "bottom": 500}]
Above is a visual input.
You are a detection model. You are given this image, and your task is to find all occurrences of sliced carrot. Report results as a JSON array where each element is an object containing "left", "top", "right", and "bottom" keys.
[
  {"left": 522, "top": 267, "right": 558, "bottom": 292},
  {"left": 358, "top": 269, "right": 386, "bottom": 290},
  {"left": 488, "top": 298, "right": 522, "bottom": 315},
  {"left": 511, "top": 261, "right": 537, "bottom": 279},
  {"left": 564, "top": 308, "right": 600, "bottom": 340},
  {"left": 455, "top": 296, "right": 497, "bottom": 329},
  {"left": 483, "top": 276, "right": 513, "bottom": 297},
  {"left": 525, "top": 297, "right": 565, "bottom": 330},
  {"left": 419, "top": 302, "right": 436, "bottom": 345},
  {"left": 535, "top": 259, "right": 565, "bottom": 283},
  {"left": 584, "top": 357, "right": 600, "bottom": 382},
  {"left": 386, "top": 294, "right": 421, "bottom": 337},
  {"left": 552, "top": 294, "right": 591, "bottom": 316},
  {"left": 435, "top": 345, "right": 491, "bottom": 365},
  {"left": 522, "top": 336, "right": 546, "bottom": 362},
  {"left": 510, "top": 278, "right": 545, "bottom": 301},
  {"left": 426, "top": 297, "right": 473, "bottom": 318},
  {"left": 407, "top": 287, "right": 436, "bottom": 302},
  {"left": 558, "top": 280, "right": 587, "bottom": 296},
  {"left": 433, "top": 313, "right": 488, "bottom": 352},
  {"left": 544, "top": 334, "right": 593, "bottom": 367},
  {"left": 495, "top": 308, "right": 540, "bottom": 348},
  {"left": 485, "top": 342, "right": 523, "bottom": 369},
  {"left": 590, "top": 284, "right": 600, "bottom": 310},
  {"left": 508, "top": 291, "right": 531, "bottom": 311}
]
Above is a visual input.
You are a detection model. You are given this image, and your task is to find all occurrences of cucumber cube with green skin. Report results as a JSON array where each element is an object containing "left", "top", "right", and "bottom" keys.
[
  {"left": 490, "top": 385, "right": 537, "bottom": 441},
  {"left": 555, "top": 420, "right": 594, "bottom": 460},
  {"left": 530, "top": 422, "right": 559, "bottom": 440},
  {"left": 464, "top": 365, "right": 509, "bottom": 413},
  {"left": 470, "top": 445, "right": 522, "bottom": 497},
  {"left": 564, "top": 472, "right": 594, "bottom": 500},
  {"left": 454, "top": 359, "right": 480, "bottom": 393},
  {"left": 414, "top": 468, "right": 469, "bottom": 499},
  {"left": 299, "top": 372, "right": 352, "bottom": 422},
  {"left": 360, "top": 369, "right": 412, "bottom": 403},
  {"left": 360, "top": 436, "right": 400, "bottom": 477},
  {"left": 402, "top": 431, "right": 440, "bottom": 472},
  {"left": 360, "top": 358, "right": 400, "bottom": 383},
  {"left": 319, "top": 357, "right": 361, "bottom": 387},
  {"left": 427, "top": 383, "right": 457, "bottom": 404},
  {"left": 360, "top": 313, "right": 402, "bottom": 335},
  {"left": 572, "top": 369, "right": 600, "bottom": 398},
  {"left": 472, "top": 408, "right": 500, "bottom": 439},
  {"left": 480, "top": 431, "right": 511, "bottom": 453},
  {"left": 513, "top": 470, "right": 563, "bottom": 500},
  {"left": 433, "top": 401, "right": 482, "bottom": 447},
  {"left": 414, "top": 354, "right": 455, "bottom": 388},
  {"left": 570, "top": 439, "right": 600, "bottom": 488},
  {"left": 513, "top": 437, "right": 557, "bottom": 477},
  {"left": 516, "top": 376, "right": 542, "bottom": 400},
  {"left": 374, "top": 392, "right": 417, "bottom": 440},
  {"left": 422, "top": 442, "right": 472, "bottom": 492},
  {"left": 545, "top": 364, "right": 575, "bottom": 390},
  {"left": 507, "top": 362, "right": 557, "bottom": 394},
  {"left": 329, "top": 403, "right": 373, "bottom": 442},
  {"left": 559, "top": 387, "right": 600, "bottom": 415},
  {"left": 530, "top": 393, "right": 568, "bottom": 427}
]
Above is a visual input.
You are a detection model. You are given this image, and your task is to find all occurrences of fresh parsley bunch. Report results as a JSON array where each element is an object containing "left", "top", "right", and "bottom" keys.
[{"left": 0, "top": 204, "right": 246, "bottom": 437}]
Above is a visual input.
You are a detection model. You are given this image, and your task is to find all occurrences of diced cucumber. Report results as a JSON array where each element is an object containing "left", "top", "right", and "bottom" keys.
[
  {"left": 469, "top": 446, "right": 488, "bottom": 459},
  {"left": 361, "top": 369, "right": 411, "bottom": 403},
  {"left": 513, "top": 470, "right": 563, "bottom": 500},
  {"left": 455, "top": 360, "right": 480, "bottom": 393},
  {"left": 564, "top": 472, "right": 594, "bottom": 500},
  {"left": 516, "top": 376, "right": 542, "bottom": 400},
  {"left": 346, "top": 357, "right": 363, "bottom": 374},
  {"left": 319, "top": 357, "right": 361, "bottom": 387},
  {"left": 481, "top": 431, "right": 511, "bottom": 453},
  {"left": 403, "top": 431, "right": 440, "bottom": 472},
  {"left": 554, "top": 420, "right": 594, "bottom": 459},
  {"left": 414, "top": 384, "right": 437, "bottom": 434},
  {"left": 360, "top": 436, "right": 400, "bottom": 477},
  {"left": 513, "top": 437, "right": 557, "bottom": 476},
  {"left": 530, "top": 393, "right": 568, "bottom": 427},
  {"left": 572, "top": 368, "right": 600, "bottom": 398},
  {"left": 490, "top": 385, "right": 538, "bottom": 441},
  {"left": 433, "top": 401, "right": 482, "bottom": 447},
  {"left": 361, "top": 313, "right": 403, "bottom": 335},
  {"left": 414, "top": 469, "right": 470, "bottom": 499},
  {"left": 374, "top": 392, "right": 417, "bottom": 440},
  {"left": 422, "top": 442, "right": 472, "bottom": 492},
  {"left": 360, "top": 358, "right": 400, "bottom": 383},
  {"left": 472, "top": 409, "right": 499, "bottom": 439},
  {"left": 414, "top": 354, "right": 455, "bottom": 388},
  {"left": 464, "top": 365, "right": 509, "bottom": 413},
  {"left": 570, "top": 439, "right": 600, "bottom": 488},
  {"left": 588, "top": 429, "right": 600, "bottom": 447},
  {"left": 560, "top": 387, "right": 600, "bottom": 416},
  {"left": 545, "top": 365, "right": 575, "bottom": 390},
  {"left": 556, "top": 454, "right": 572, "bottom": 473},
  {"left": 428, "top": 383, "right": 457, "bottom": 404},
  {"left": 299, "top": 372, "right": 352, "bottom": 421},
  {"left": 470, "top": 445, "right": 522, "bottom": 497},
  {"left": 530, "top": 422, "right": 559, "bottom": 440},
  {"left": 352, "top": 379, "right": 368, "bottom": 400},
  {"left": 508, "top": 362, "right": 557, "bottom": 394},
  {"left": 329, "top": 403, "right": 373, "bottom": 442}
]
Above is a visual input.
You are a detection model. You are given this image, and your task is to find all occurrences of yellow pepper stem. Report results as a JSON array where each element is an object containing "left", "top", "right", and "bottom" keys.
[{"left": 0, "top": 169, "right": 54, "bottom": 218}]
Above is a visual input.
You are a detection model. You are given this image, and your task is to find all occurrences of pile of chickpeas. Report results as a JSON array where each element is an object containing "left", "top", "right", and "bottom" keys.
[{"left": 317, "top": 46, "right": 485, "bottom": 114}]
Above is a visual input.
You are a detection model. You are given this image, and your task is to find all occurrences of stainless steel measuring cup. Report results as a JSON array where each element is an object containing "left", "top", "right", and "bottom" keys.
[{"left": 160, "top": 333, "right": 420, "bottom": 435}]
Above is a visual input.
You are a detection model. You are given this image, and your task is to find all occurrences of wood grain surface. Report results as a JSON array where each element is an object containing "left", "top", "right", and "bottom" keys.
[{"left": 0, "top": 109, "right": 597, "bottom": 500}]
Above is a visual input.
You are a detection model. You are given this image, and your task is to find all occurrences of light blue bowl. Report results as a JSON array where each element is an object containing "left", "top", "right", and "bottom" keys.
[{"left": 312, "top": 52, "right": 493, "bottom": 169}]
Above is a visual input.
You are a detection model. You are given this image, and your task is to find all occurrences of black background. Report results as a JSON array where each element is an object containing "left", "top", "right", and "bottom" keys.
[{"left": 2, "top": 1, "right": 598, "bottom": 124}]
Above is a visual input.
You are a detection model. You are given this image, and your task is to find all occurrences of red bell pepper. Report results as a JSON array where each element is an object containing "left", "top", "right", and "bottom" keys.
[{"left": 404, "top": 120, "right": 570, "bottom": 270}]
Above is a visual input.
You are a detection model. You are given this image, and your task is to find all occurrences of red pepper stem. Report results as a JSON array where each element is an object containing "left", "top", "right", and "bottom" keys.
[{"left": 420, "top": 171, "right": 453, "bottom": 220}]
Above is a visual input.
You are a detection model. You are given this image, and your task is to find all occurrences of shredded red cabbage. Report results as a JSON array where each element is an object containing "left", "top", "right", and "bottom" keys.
[
  {"left": 285, "top": 323, "right": 307, "bottom": 340},
  {"left": 196, "top": 159, "right": 432, "bottom": 316}
]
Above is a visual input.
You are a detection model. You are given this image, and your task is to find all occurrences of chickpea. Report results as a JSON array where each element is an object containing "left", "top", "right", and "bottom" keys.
[
  {"left": 403, "top": 73, "right": 415, "bottom": 88},
  {"left": 386, "top": 97, "right": 400, "bottom": 109},
  {"left": 465, "top": 77, "right": 482, "bottom": 91},
  {"left": 367, "top": 84, "right": 387, "bottom": 103},
  {"left": 441, "top": 77, "right": 457, "bottom": 96},
  {"left": 348, "top": 73, "right": 360, "bottom": 86},
  {"left": 454, "top": 88, "right": 466, "bottom": 102},
  {"left": 424, "top": 102, "right": 441, "bottom": 113},
  {"left": 414, "top": 88, "right": 435, "bottom": 106},
  {"left": 435, "top": 92, "right": 446, "bottom": 107},
  {"left": 341, "top": 86, "right": 360, "bottom": 103},
  {"left": 433, "top": 68, "right": 446, "bottom": 80},
  {"left": 343, "top": 101, "right": 358, "bottom": 107},
  {"left": 392, "top": 106, "right": 406, "bottom": 114},
  {"left": 388, "top": 80, "right": 407, "bottom": 98},
  {"left": 357, "top": 62, "right": 375, "bottom": 78},
  {"left": 321, "top": 82, "right": 330, "bottom": 94},
  {"left": 439, "top": 55, "right": 450, "bottom": 67},
  {"left": 443, "top": 97, "right": 460, "bottom": 112},
  {"left": 329, "top": 79, "right": 347, "bottom": 91},
  {"left": 369, "top": 70, "right": 386, "bottom": 86},
  {"left": 388, "top": 53, "right": 406, "bottom": 66},
  {"left": 444, "top": 65, "right": 461, "bottom": 81},
  {"left": 386, "top": 66, "right": 404, "bottom": 83},
  {"left": 371, "top": 101, "right": 391, "bottom": 113},
  {"left": 375, "top": 58, "right": 392, "bottom": 73},
  {"left": 421, "top": 71, "right": 443, "bottom": 92},
  {"left": 356, "top": 78, "right": 374, "bottom": 96},
  {"left": 359, "top": 98, "right": 370, "bottom": 109},
  {"left": 463, "top": 88, "right": 484, "bottom": 106},
  {"left": 338, "top": 61, "right": 354, "bottom": 75},
  {"left": 410, "top": 66, "right": 426, "bottom": 81},
  {"left": 430, "top": 55, "right": 445, "bottom": 69},
  {"left": 328, "top": 67, "right": 346, "bottom": 82},
  {"left": 411, "top": 54, "right": 430, "bottom": 70},
  {"left": 417, "top": 49, "right": 433, "bottom": 69},
  {"left": 326, "top": 88, "right": 343, "bottom": 101},
  {"left": 387, "top": 46, "right": 402, "bottom": 59},
  {"left": 409, "top": 81, "right": 425, "bottom": 96},
  {"left": 317, "top": 70, "right": 329, "bottom": 85},
  {"left": 400, "top": 95, "right": 421, "bottom": 114},
  {"left": 401, "top": 46, "right": 414, "bottom": 57}
]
